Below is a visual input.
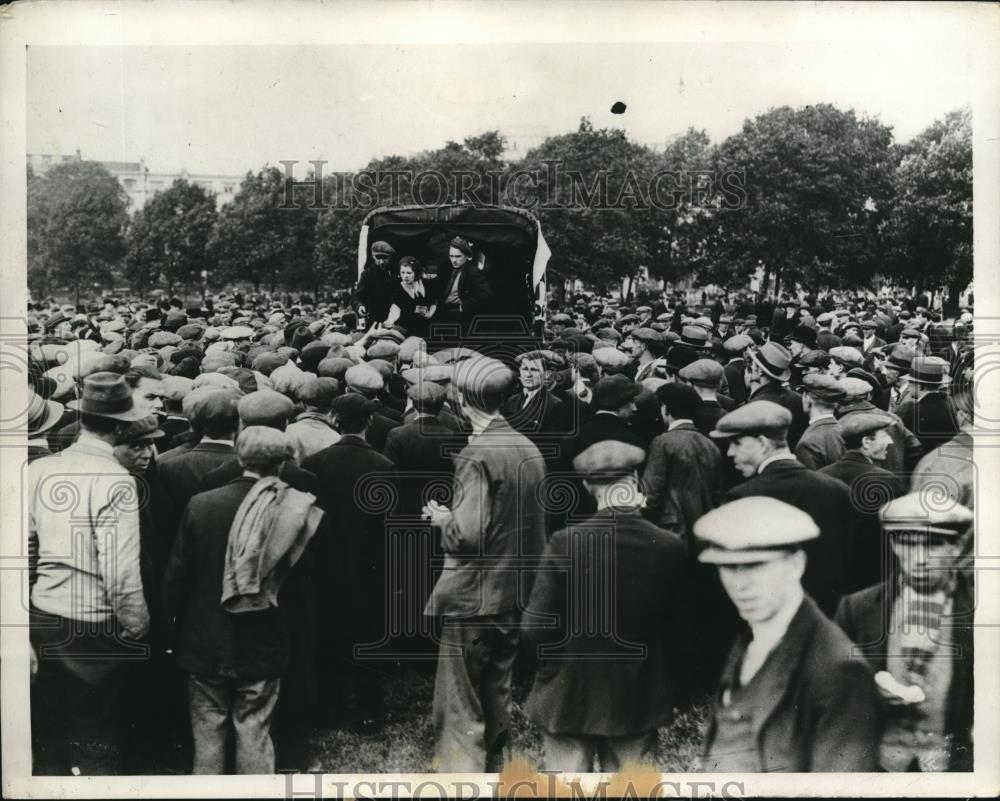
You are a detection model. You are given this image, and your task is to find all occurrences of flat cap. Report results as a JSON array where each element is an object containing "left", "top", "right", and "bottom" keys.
[
  {"left": 407, "top": 381, "right": 447, "bottom": 412},
  {"left": 695, "top": 497, "right": 819, "bottom": 564},
  {"left": 829, "top": 346, "right": 864, "bottom": 368},
  {"left": 298, "top": 376, "right": 340, "bottom": 409},
  {"left": 148, "top": 331, "right": 182, "bottom": 348},
  {"left": 837, "top": 412, "right": 894, "bottom": 439},
  {"left": 160, "top": 375, "right": 194, "bottom": 404},
  {"left": 217, "top": 366, "right": 259, "bottom": 395},
  {"left": 594, "top": 327, "right": 622, "bottom": 343},
  {"left": 252, "top": 351, "right": 290, "bottom": 376},
  {"left": 899, "top": 328, "right": 922, "bottom": 339},
  {"left": 345, "top": 363, "right": 384, "bottom": 394},
  {"left": 710, "top": 400, "right": 792, "bottom": 439},
  {"left": 517, "top": 349, "right": 566, "bottom": 370},
  {"left": 317, "top": 357, "right": 356, "bottom": 381},
  {"left": 366, "top": 358, "right": 394, "bottom": 379},
  {"left": 449, "top": 236, "right": 475, "bottom": 256},
  {"left": 116, "top": 414, "right": 164, "bottom": 443},
  {"left": 453, "top": 356, "right": 514, "bottom": 397},
  {"left": 367, "top": 340, "right": 401, "bottom": 360},
  {"left": 400, "top": 364, "right": 454, "bottom": 385},
  {"left": 799, "top": 349, "right": 831, "bottom": 369},
  {"left": 592, "top": 347, "right": 631, "bottom": 369},
  {"left": 177, "top": 323, "right": 206, "bottom": 341},
  {"left": 786, "top": 324, "right": 818, "bottom": 349},
  {"left": 879, "top": 492, "right": 973, "bottom": 536},
  {"left": 184, "top": 388, "right": 240, "bottom": 431},
  {"left": 846, "top": 368, "right": 882, "bottom": 397},
  {"left": 370, "top": 240, "right": 395, "bottom": 255},
  {"left": 838, "top": 376, "right": 875, "bottom": 401},
  {"left": 238, "top": 389, "right": 295, "bottom": 425},
  {"left": 572, "top": 439, "right": 646, "bottom": 478},
  {"left": 591, "top": 374, "right": 641, "bottom": 411},
  {"left": 801, "top": 373, "right": 846, "bottom": 402},
  {"left": 550, "top": 313, "right": 573, "bottom": 325},
  {"left": 816, "top": 312, "right": 835, "bottom": 325},
  {"left": 192, "top": 371, "right": 242, "bottom": 392},
  {"left": 664, "top": 344, "right": 699, "bottom": 374},
  {"left": 722, "top": 334, "right": 754, "bottom": 354},
  {"left": 630, "top": 327, "right": 664, "bottom": 345},
  {"left": 219, "top": 325, "right": 255, "bottom": 340},
  {"left": 679, "top": 358, "right": 724, "bottom": 388},
  {"left": 398, "top": 336, "right": 426, "bottom": 364}
]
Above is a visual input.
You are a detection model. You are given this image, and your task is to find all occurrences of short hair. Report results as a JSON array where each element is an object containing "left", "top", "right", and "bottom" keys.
[
  {"left": 397, "top": 256, "right": 424, "bottom": 279},
  {"left": 337, "top": 408, "right": 372, "bottom": 435},
  {"left": 236, "top": 426, "right": 294, "bottom": 474}
]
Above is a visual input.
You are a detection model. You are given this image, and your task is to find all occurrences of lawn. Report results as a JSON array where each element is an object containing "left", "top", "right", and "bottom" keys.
[{"left": 305, "top": 667, "right": 709, "bottom": 773}]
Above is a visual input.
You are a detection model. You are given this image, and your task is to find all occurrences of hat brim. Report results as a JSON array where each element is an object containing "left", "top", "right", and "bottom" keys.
[
  {"left": 29, "top": 399, "right": 65, "bottom": 436},
  {"left": 698, "top": 546, "right": 801, "bottom": 564},
  {"left": 751, "top": 352, "right": 790, "bottom": 382},
  {"left": 122, "top": 429, "right": 166, "bottom": 443},
  {"left": 65, "top": 400, "right": 151, "bottom": 422}
]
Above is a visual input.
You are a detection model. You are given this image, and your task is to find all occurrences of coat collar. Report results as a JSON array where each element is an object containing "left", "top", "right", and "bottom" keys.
[
  {"left": 719, "top": 596, "right": 822, "bottom": 739},
  {"left": 336, "top": 433, "right": 373, "bottom": 449}
]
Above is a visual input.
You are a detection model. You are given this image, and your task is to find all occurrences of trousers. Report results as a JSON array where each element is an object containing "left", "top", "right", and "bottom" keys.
[
  {"left": 432, "top": 611, "right": 519, "bottom": 772},
  {"left": 188, "top": 674, "right": 280, "bottom": 774},
  {"left": 540, "top": 730, "right": 658, "bottom": 773}
]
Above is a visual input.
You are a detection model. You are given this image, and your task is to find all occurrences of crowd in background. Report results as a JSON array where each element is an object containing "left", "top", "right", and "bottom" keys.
[{"left": 25, "top": 239, "right": 976, "bottom": 776}]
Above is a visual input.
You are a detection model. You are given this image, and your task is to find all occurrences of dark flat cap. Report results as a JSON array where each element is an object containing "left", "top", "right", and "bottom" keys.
[{"left": 591, "top": 374, "right": 641, "bottom": 411}]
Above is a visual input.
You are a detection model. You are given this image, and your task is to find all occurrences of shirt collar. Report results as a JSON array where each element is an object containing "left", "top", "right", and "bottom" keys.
[
  {"left": 757, "top": 452, "right": 797, "bottom": 473},
  {"left": 470, "top": 410, "right": 500, "bottom": 439},
  {"left": 76, "top": 431, "right": 114, "bottom": 455},
  {"left": 668, "top": 418, "right": 694, "bottom": 431}
]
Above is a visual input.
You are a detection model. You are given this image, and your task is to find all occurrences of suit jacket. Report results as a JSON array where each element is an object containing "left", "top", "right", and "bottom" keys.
[
  {"left": 723, "top": 358, "right": 748, "bottom": 404},
  {"left": 425, "top": 416, "right": 547, "bottom": 618},
  {"left": 524, "top": 508, "right": 691, "bottom": 736},
  {"left": 820, "top": 452, "right": 905, "bottom": 591},
  {"left": 703, "top": 595, "right": 880, "bottom": 772},
  {"left": 162, "top": 477, "right": 293, "bottom": 680},
  {"left": 201, "top": 455, "right": 319, "bottom": 497},
  {"left": 437, "top": 262, "right": 492, "bottom": 317},
  {"left": 570, "top": 412, "right": 645, "bottom": 459},
  {"left": 747, "top": 382, "right": 808, "bottom": 449},
  {"left": 302, "top": 435, "right": 396, "bottom": 638},
  {"left": 837, "top": 401, "right": 923, "bottom": 480},
  {"left": 794, "top": 417, "right": 845, "bottom": 471},
  {"left": 726, "top": 459, "right": 852, "bottom": 615},
  {"left": 158, "top": 441, "right": 239, "bottom": 511},
  {"left": 901, "top": 392, "right": 960, "bottom": 457},
  {"left": 366, "top": 409, "right": 402, "bottom": 453},
  {"left": 354, "top": 265, "right": 395, "bottom": 323},
  {"left": 834, "top": 575, "right": 973, "bottom": 770},
  {"left": 382, "top": 416, "right": 464, "bottom": 515},
  {"left": 861, "top": 335, "right": 887, "bottom": 355},
  {"left": 502, "top": 387, "right": 571, "bottom": 466},
  {"left": 642, "top": 422, "right": 723, "bottom": 546}
]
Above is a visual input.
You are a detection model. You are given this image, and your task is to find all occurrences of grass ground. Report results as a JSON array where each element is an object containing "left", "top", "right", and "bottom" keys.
[{"left": 305, "top": 668, "right": 709, "bottom": 773}]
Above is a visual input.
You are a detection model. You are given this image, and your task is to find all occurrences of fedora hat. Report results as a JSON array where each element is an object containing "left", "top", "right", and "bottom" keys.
[
  {"left": 750, "top": 342, "right": 792, "bottom": 381},
  {"left": 909, "top": 356, "right": 950, "bottom": 386},
  {"left": 66, "top": 371, "right": 148, "bottom": 422},
  {"left": 27, "top": 389, "right": 64, "bottom": 436}
]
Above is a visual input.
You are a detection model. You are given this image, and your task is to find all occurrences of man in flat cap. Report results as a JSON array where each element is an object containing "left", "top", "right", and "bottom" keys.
[
  {"left": 502, "top": 350, "right": 571, "bottom": 467},
  {"left": 285, "top": 376, "right": 342, "bottom": 462},
  {"left": 625, "top": 327, "right": 666, "bottom": 383},
  {"left": 643, "top": 383, "right": 722, "bottom": 548},
  {"left": 355, "top": 240, "right": 397, "bottom": 326},
  {"left": 697, "top": 496, "right": 880, "bottom": 771},
  {"left": 882, "top": 345, "right": 915, "bottom": 415},
  {"left": 743, "top": 341, "right": 808, "bottom": 448},
  {"left": 302, "top": 393, "right": 396, "bottom": 734},
  {"left": 678, "top": 358, "right": 734, "bottom": 438},
  {"left": 860, "top": 318, "right": 887, "bottom": 355},
  {"left": 523, "top": 439, "right": 691, "bottom": 771},
  {"left": 423, "top": 358, "right": 547, "bottom": 772},
  {"left": 836, "top": 493, "right": 974, "bottom": 771},
  {"left": 712, "top": 401, "right": 852, "bottom": 615},
  {"left": 721, "top": 334, "right": 753, "bottom": 404},
  {"left": 820, "top": 413, "right": 905, "bottom": 592},
  {"left": 435, "top": 236, "right": 491, "bottom": 341},
  {"left": 836, "top": 377, "right": 922, "bottom": 482},
  {"left": 30, "top": 372, "right": 150, "bottom": 774},
  {"left": 795, "top": 373, "right": 846, "bottom": 471}
]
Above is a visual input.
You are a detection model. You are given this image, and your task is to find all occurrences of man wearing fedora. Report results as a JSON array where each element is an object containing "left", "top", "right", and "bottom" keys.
[
  {"left": 26, "top": 388, "right": 63, "bottom": 464},
  {"left": 899, "top": 357, "right": 960, "bottom": 456},
  {"left": 29, "top": 372, "right": 151, "bottom": 775},
  {"left": 743, "top": 341, "right": 808, "bottom": 449},
  {"left": 835, "top": 493, "right": 974, "bottom": 771}
]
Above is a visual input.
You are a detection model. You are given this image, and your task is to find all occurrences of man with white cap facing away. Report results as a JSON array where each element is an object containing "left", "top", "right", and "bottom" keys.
[{"left": 697, "top": 496, "right": 881, "bottom": 772}]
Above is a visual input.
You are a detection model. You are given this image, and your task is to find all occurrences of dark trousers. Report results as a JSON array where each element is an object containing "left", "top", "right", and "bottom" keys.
[
  {"left": 30, "top": 609, "right": 146, "bottom": 775},
  {"left": 432, "top": 611, "right": 519, "bottom": 772}
]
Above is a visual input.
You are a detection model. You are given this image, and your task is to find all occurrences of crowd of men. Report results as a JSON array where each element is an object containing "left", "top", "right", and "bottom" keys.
[{"left": 24, "top": 236, "right": 977, "bottom": 776}]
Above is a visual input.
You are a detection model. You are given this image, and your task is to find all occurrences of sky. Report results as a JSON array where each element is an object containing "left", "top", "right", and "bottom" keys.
[{"left": 26, "top": 40, "right": 975, "bottom": 178}]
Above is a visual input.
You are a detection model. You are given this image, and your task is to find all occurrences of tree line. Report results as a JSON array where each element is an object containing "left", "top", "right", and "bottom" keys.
[{"left": 26, "top": 104, "right": 972, "bottom": 310}]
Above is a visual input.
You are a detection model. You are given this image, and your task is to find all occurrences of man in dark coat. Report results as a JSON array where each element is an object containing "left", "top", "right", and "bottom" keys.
[
  {"left": 354, "top": 240, "right": 396, "bottom": 325},
  {"left": 820, "top": 413, "right": 906, "bottom": 591},
  {"left": 158, "top": 389, "right": 241, "bottom": 511},
  {"left": 721, "top": 334, "right": 753, "bottom": 404},
  {"left": 344, "top": 363, "right": 401, "bottom": 453},
  {"left": 434, "top": 236, "right": 492, "bottom": 340},
  {"left": 524, "top": 439, "right": 690, "bottom": 771},
  {"left": 301, "top": 394, "right": 396, "bottom": 731},
  {"left": 696, "top": 497, "right": 881, "bottom": 772},
  {"left": 835, "top": 494, "right": 974, "bottom": 771},
  {"left": 795, "top": 374, "right": 846, "bottom": 471},
  {"left": 899, "top": 357, "right": 960, "bottom": 456},
  {"left": 743, "top": 341, "right": 808, "bottom": 448},
  {"left": 642, "top": 383, "right": 722, "bottom": 548},
  {"left": 162, "top": 426, "right": 321, "bottom": 774},
  {"left": 712, "top": 402, "right": 853, "bottom": 616},
  {"left": 502, "top": 350, "right": 571, "bottom": 468}
]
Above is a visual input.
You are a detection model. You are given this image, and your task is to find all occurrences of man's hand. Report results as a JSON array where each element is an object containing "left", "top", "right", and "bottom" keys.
[{"left": 422, "top": 499, "right": 452, "bottom": 527}]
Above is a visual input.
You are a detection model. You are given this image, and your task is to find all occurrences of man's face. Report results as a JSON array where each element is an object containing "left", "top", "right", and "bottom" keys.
[
  {"left": 448, "top": 247, "right": 469, "bottom": 270},
  {"left": 900, "top": 334, "right": 919, "bottom": 350},
  {"left": 718, "top": 552, "right": 803, "bottom": 624},
  {"left": 785, "top": 306, "right": 796, "bottom": 318},
  {"left": 788, "top": 341, "right": 805, "bottom": 359},
  {"left": 727, "top": 434, "right": 768, "bottom": 477},
  {"left": 864, "top": 427, "right": 893, "bottom": 461},
  {"left": 519, "top": 358, "right": 546, "bottom": 391},
  {"left": 132, "top": 378, "right": 164, "bottom": 415},
  {"left": 622, "top": 336, "right": 644, "bottom": 360},
  {"left": 621, "top": 321, "right": 637, "bottom": 336},
  {"left": 827, "top": 361, "right": 845, "bottom": 379},
  {"left": 882, "top": 365, "right": 901, "bottom": 387},
  {"left": 114, "top": 440, "right": 154, "bottom": 474},
  {"left": 890, "top": 531, "right": 960, "bottom": 588},
  {"left": 373, "top": 251, "right": 392, "bottom": 270},
  {"left": 618, "top": 400, "right": 638, "bottom": 421}
]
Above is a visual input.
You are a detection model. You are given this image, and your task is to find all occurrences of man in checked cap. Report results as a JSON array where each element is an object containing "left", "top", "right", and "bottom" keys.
[
  {"left": 835, "top": 493, "right": 974, "bottom": 771},
  {"left": 697, "top": 497, "right": 880, "bottom": 772}
]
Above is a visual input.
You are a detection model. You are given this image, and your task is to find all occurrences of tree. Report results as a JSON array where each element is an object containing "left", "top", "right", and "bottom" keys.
[
  {"left": 124, "top": 179, "right": 218, "bottom": 298},
  {"left": 26, "top": 161, "right": 129, "bottom": 304},
  {"left": 880, "top": 108, "right": 972, "bottom": 312},
  {"left": 516, "top": 118, "right": 667, "bottom": 299},
  {"left": 700, "top": 104, "right": 896, "bottom": 295},
  {"left": 211, "top": 167, "right": 317, "bottom": 294}
]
